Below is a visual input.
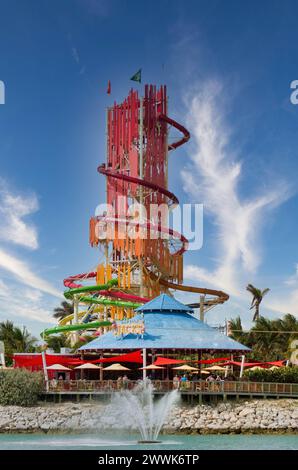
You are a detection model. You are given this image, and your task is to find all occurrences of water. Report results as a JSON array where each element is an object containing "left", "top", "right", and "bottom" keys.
[
  {"left": 0, "top": 433, "right": 297, "bottom": 450},
  {"left": 0, "top": 380, "right": 296, "bottom": 450},
  {"left": 111, "top": 379, "right": 179, "bottom": 442}
]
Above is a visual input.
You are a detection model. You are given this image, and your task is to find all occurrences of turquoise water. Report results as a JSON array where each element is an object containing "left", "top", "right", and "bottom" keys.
[{"left": 0, "top": 433, "right": 297, "bottom": 450}]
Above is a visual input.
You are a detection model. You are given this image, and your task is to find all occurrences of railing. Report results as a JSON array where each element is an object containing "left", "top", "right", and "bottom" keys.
[{"left": 47, "top": 379, "right": 298, "bottom": 396}]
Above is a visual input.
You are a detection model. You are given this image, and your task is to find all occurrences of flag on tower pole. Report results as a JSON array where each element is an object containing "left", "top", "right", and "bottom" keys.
[{"left": 130, "top": 69, "right": 141, "bottom": 83}]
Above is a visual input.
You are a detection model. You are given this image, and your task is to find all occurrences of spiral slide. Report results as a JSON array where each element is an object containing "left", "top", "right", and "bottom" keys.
[
  {"left": 97, "top": 113, "right": 190, "bottom": 257},
  {"left": 99, "top": 107, "right": 229, "bottom": 304},
  {"left": 41, "top": 276, "right": 147, "bottom": 338},
  {"left": 42, "top": 320, "right": 112, "bottom": 337},
  {"left": 146, "top": 270, "right": 229, "bottom": 306},
  {"left": 44, "top": 85, "right": 229, "bottom": 343}
]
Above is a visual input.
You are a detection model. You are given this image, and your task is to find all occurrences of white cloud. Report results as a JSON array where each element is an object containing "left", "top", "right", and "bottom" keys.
[
  {"left": 0, "top": 249, "right": 61, "bottom": 298},
  {"left": 182, "top": 80, "right": 291, "bottom": 297},
  {"left": 0, "top": 281, "right": 55, "bottom": 324},
  {"left": 0, "top": 174, "right": 65, "bottom": 330},
  {"left": 0, "top": 180, "right": 38, "bottom": 249},
  {"left": 0, "top": 279, "right": 10, "bottom": 298},
  {"left": 0, "top": 179, "right": 61, "bottom": 308},
  {"left": 266, "top": 290, "right": 298, "bottom": 316},
  {"left": 0, "top": 299, "right": 53, "bottom": 324},
  {"left": 265, "top": 264, "right": 298, "bottom": 315},
  {"left": 284, "top": 263, "right": 298, "bottom": 286},
  {"left": 78, "top": 0, "right": 110, "bottom": 18},
  {"left": 71, "top": 47, "right": 80, "bottom": 64},
  {"left": 68, "top": 35, "right": 86, "bottom": 75},
  {"left": 23, "top": 288, "right": 43, "bottom": 302}
]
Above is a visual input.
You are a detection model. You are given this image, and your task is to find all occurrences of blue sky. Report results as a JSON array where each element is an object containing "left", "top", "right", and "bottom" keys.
[{"left": 0, "top": 0, "right": 298, "bottom": 336}]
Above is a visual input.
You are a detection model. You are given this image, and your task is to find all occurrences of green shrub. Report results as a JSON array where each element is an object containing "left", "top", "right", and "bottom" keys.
[
  {"left": 0, "top": 368, "right": 44, "bottom": 406},
  {"left": 244, "top": 366, "right": 298, "bottom": 383}
]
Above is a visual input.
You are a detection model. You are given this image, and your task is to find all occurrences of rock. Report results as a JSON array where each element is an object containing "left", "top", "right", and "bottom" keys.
[
  {"left": 239, "top": 408, "right": 255, "bottom": 417},
  {"left": 0, "top": 398, "right": 296, "bottom": 435}
]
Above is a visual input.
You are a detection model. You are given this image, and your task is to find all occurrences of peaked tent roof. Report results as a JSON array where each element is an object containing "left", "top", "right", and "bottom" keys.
[
  {"left": 153, "top": 357, "right": 187, "bottom": 366},
  {"left": 135, "top": 293, "right": 193, "bottom": 313},
  {"left": 92, "top": 350, "right": 143, "bottom": 364},
  {"left": 79, "top": 308, "right": 250, "bottom": 353}
]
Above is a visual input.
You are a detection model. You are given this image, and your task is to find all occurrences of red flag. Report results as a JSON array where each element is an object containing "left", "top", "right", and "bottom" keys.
[{"left": 107, "top": 80, "right": 111, "bottom": 95}]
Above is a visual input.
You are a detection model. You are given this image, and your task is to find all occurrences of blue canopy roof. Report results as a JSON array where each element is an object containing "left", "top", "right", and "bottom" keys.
[
  {"left": 135, "top": 293, "right": 193, "bottom": 313},
  {"left": 79, "top": 294, "right": 250, "bottom": 352},
  {"left": 136, "top": 294, "right": 193, "bottom": 313}
]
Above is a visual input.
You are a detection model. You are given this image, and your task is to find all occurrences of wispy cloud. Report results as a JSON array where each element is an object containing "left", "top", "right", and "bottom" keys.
[
  {"left": 77, "top": 0, "right": 110, "bottom": 18},
  {"left": 68, "top": 35, "right": 86, "bottom": 75},
  {"left": 284, "top": 263, "right": 298, "bottom": 286},
  {"left": 0, "top": 281, "right": 54, "bottom": 324},
  {"left": 182, "top": 80, "right": 291, "bottom": 296},
  {"left": 0, "top": 179, "right": 62, "bottom": 325},
  {"left": 266, "top": 263, "right": 298, "bottom": 315},
  {"left": 0, "top": 179, "right": 38, "bottom": 249},
  {"left": 71, "top": 47, "right": 80, "bottom": 64},
  {"left": 0, "top": 249, "right": 61, "bottom": 298},
  {"left": 267, "top": 288, "right": 298, "bottom": 316}
]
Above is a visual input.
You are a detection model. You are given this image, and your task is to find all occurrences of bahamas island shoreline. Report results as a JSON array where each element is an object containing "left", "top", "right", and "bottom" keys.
[{"left": 0, "top": 399, "right": 297, "bottom": 435}]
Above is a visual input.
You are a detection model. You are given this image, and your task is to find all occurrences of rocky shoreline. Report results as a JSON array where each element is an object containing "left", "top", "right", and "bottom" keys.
[{"left": 0, "top": 399, "right": 297, "bottom": 434}]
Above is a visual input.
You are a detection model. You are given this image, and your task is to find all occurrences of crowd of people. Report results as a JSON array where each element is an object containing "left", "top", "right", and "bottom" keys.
[{"left": 172, "top": 373, "right": 229, "bottom": 389}]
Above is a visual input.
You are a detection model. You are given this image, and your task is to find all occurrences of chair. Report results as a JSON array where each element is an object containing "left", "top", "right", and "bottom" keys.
[{"left": 69, "top": 380, "right": 78, "bottom": 391}]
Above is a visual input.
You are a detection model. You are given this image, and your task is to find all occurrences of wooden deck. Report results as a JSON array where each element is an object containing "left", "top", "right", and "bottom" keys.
[{"left": 43, "top": 379, "right": 298, "bottom": 402}]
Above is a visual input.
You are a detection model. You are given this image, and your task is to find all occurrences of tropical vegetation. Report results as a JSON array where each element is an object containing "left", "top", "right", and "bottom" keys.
[
  {"left": 244, "top": 365, "right": 298, "bottom": 383},
  {"left": 0, "top": 368, "right": 44, "bottom": 406},
  {"left": 229, "top": 313, "right": 298, "bottom": 361},
  {"left": 53, "top": 300, "right": 74, "bottom": 320},
  {"left": 0, "top": 321, "right": 37, "bottom": 365},
  {"left": 42, "top": 334, "right": 70, "bottom": 353},
  {"left": 246, "top": 284, "right": 270, "bottom": 321}
]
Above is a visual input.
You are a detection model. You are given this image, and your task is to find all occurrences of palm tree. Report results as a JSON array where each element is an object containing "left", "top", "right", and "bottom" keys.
[
  {"left": 228, "top": 316, "right": 242, "bottom": 339},
  {"left": 274, "top": 314, "right": 298, "bottom": 356},
  {"left": 249, "top": 317, "right": 278, "bottom": 360},
  {"left": 0, "top": 320, "right": 15, "bottom": 342},
  {"left": 53, "top": 301, "right": 74, "bottom": 320},
  {"left": 0, "top": 321, "right": 37, "bottom": 355},
  {"left": 246, "top": 284, "right": 270, "bottom": 321},
  {"left": 13, "top": 326, "right": 37, "bottom": 352},
  {"left": 228, "top": 316, "right": 250, "bottom": 347},
  {"left": 42, "top": 334, "right": 70, "bottom": 353},
  {"left": 227, "top": 313, "right": 298, "bottom": 361}
]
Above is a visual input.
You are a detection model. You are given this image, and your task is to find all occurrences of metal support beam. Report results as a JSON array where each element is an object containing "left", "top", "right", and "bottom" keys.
[
  {"left": 199, "top": 295, "right": 205, "bottom": 322},
  {"left": 72, "top": 294, "right": 79, "bottom": 345}
]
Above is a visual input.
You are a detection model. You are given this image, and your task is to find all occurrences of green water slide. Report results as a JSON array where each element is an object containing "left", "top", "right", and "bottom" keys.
[
  {"left": 78, "top": 296, "right": 141, "bottom": 309},
  {"left": 41, "top": 278, "right": 142, "bottom": 338},
  {"left": 63, "top": 278, "right": 118, "bottom": 299},
  {"left": 42, "top": 320, "right": 112, "bottom": 337}
]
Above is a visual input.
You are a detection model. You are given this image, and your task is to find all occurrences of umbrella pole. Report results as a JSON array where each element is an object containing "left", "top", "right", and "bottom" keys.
[
  {"left": 100, "top": 353, "right": 103, "bottom": 381},
  {"left": 240, "top": 354, "right": 245, "bottom": 378},
  {"left": 142, "top": 348, "right": 146, "bottom": 380},
  {"left": 41, "top": 351, "right": 49, "bottom": 392}
]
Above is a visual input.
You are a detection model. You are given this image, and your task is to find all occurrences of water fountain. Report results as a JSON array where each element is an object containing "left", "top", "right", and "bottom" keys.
[{"left": 112, "top": 379, "right": 180, "bottom": 443}]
